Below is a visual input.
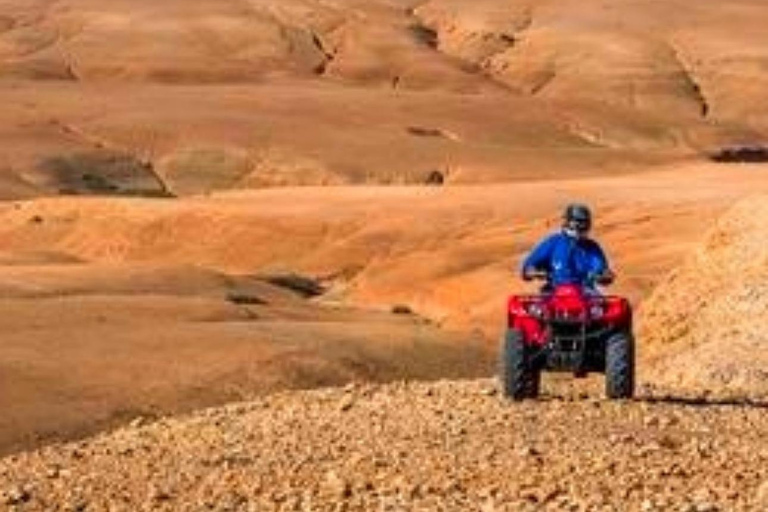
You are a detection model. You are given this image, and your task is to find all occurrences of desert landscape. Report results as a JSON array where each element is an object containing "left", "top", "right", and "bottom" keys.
[{"left": 1, "top": 0, "right": 768, "bottom": 510}]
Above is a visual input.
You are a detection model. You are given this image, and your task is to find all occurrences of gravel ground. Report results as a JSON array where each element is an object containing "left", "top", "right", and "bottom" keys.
[{"left": 1, "top": 378, "right": 767, "bottom": 511}]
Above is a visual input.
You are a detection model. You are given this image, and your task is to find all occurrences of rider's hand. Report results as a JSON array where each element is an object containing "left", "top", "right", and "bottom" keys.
[
  {"left": 595, "top": 270, "right": 615, "bottom": 285},
  {"left": 522, "top": 268, "right": 546, "bottom": 281}
]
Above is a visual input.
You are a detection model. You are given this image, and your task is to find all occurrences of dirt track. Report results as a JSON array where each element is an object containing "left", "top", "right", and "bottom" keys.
[{"left": 1, "top": 379, "right": 767, "bottom": 511}]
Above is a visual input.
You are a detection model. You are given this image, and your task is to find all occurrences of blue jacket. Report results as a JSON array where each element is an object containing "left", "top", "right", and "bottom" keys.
[{"left": 522, "top": 231, "right": 609, "bottom": 287}]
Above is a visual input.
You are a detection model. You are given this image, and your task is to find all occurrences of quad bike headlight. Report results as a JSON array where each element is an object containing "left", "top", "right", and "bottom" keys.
[
  {"left": 589, "top": 304, "right": 606, "bottom": 318},
  {"left": 525, "top": 302, "right": 547, "bottom": 318}
]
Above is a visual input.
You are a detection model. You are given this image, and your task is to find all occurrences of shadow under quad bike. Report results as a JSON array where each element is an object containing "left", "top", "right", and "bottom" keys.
[{"left": 500, "top": 273, "right": 635, "bottom": 400}]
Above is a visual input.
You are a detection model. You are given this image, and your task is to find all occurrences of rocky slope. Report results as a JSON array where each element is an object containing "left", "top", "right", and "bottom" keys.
[
  {"left": 640, "top": 195, "right": 768, "bottom": 398},
  {"left": 1, "top": 379, "right": 767, "bottom": 511}
]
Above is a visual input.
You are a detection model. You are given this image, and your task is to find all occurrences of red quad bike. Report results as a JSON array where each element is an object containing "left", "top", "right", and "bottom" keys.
[{"left": 500, "top": 272, "right": 635, "bottom": 400}]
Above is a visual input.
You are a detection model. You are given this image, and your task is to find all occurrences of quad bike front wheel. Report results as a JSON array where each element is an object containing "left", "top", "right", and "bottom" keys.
[
  {"left": 605, "top": 331, "right": 635, "bottom": 399},
  {"left": 501, "top": 329, "right": 541, "bottom": 400}
]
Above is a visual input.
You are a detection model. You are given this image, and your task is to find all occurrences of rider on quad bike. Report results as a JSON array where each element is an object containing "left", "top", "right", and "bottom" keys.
[
  {"left": 500, "top": 203, "right": 634, "bottom": 400},
  {"left": 521, "top": 203, "right": 614, "bottom": 291}
]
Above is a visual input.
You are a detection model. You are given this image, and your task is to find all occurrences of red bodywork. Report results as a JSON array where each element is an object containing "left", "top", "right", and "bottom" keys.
[{"left": 507, "top": 284, "right": 631, "bottom": 347}]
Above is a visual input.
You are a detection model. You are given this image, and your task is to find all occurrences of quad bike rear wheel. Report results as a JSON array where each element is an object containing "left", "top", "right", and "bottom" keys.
[
  {"left": 501, "top": 329, "right": 541, "bottom": 400},
  {"left": 605, "top": 331, "right": 635, "bottom": 399}
]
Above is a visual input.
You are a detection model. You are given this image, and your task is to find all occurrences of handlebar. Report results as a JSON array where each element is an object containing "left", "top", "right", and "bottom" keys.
[
  {"left": 594, "top": 271, "right": 615, "bottom": 286},
  {"left": 522, "top": 269, "right": 615, "bottom": 286},
  {"left": 522, "top": 270, "right": 549, "bottom": 282}
]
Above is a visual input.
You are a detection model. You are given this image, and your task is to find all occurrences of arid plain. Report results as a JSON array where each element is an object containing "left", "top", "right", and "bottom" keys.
[{"left": 1, "top": 0, "right": 768, "bottom": 510}]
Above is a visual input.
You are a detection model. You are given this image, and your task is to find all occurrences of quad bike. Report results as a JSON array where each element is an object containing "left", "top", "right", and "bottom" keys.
[{"left": 500, "top": 272, "right": 635, "bottom": 400}]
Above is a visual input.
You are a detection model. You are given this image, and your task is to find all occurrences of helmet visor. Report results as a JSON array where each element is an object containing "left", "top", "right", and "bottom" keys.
[{"left": 566, "top": 218, "right": 591, "bottom": 234}]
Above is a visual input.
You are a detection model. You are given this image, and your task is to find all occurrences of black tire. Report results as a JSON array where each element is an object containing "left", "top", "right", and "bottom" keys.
[
  {"left": 501, "top": 329, "right": 541, "bottom": 400},
  {"left": 605, "top": 331, "right": 635, "bottom": 399}
]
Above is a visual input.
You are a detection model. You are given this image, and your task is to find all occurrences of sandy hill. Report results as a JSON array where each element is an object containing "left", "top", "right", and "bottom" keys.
[
  {"left": 640, "top": 195, "right": 768, "bottom": 398},
  {"left": 0, "top": 164, "right": 767, "bottom": 457},
  {"left": 0, "top": 163, "right": 766, "bottom": 334},
  {"left": 0, "top": 259, "right": 492, "bottom": 455},
  {"left": 1, "top": 0, "right": 768, "bottom": 197}
]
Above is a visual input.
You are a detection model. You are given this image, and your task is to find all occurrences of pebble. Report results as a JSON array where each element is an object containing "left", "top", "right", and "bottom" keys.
[{"left": 3, "top": 486, "right": 31, "bottom": 505}]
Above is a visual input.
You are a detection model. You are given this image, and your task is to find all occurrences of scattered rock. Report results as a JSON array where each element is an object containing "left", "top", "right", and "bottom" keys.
[
  {"left": 0, "top": 379, "right": 764, "bottom": 510},
  {"left": 323, "top": 471, "right": 352, "bottom": 499},
  {"left": 129, "top": 417, "right": 148, "bottom": 428},
  {"left": 710, "top": 145, "right": 768, "bottom": 163},
  {"left": 149, "top": 488, "right": 173, "bottom": 502},
  {"left": 263, "top": 273, "right": 325, "bottom": 298},
  {"left": 391, "top": 304, "right": 414, "bottom": 315},
  {"left": 643, "top": 415, "right": 661, "bottom": 427},
  {"left": 481, "top": 386, "right": 498, "bottom": 396},
  {"left": 425, "top": 170, "right": 446, "bottom": 185},
  {"left": 338, "top": 395, "right": 355, "bottom": 412},
  {"left": 3, "top": 486, "right": 31, "bottom": 505},
  {"left": 225, "top": 293, "right": 267, "bottom": 306},
  {"left": 517, "top": 446, "right": 540, "bottom": 457}
]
